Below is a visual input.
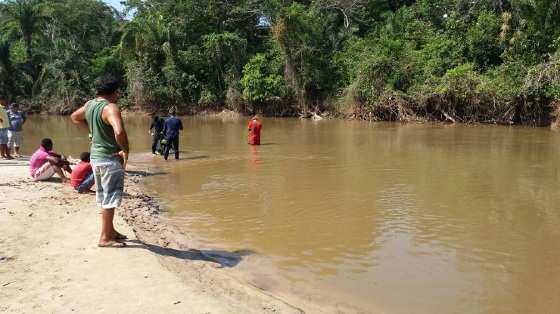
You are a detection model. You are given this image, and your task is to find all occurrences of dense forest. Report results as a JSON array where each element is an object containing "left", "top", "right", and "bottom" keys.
[{"left": 1, "top": 0, "right": 560, "bottom": 125}]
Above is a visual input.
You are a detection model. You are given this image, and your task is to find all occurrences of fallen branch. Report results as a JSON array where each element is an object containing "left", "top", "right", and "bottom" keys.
[{"left": 441, "top": 110, "right": 456, "bottom": 123}]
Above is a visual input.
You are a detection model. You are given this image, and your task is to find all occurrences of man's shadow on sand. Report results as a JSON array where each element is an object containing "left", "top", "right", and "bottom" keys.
[{"left": 123, "top": 240, "right": 254, "bottom": 268}]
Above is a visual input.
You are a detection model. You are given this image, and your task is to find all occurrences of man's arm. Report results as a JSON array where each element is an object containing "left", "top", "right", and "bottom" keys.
[
  {"left": 103, "top": 103, "right": 129, "bottom": 166},
  {"left": 45, "top": 155, "right": 60, "bottom": 165},
  {"left": 70, "top": 104, "right": 89, "bottom": 129},
  {"left": 179, "top": 119, "right": 183, "bottom": 131}
]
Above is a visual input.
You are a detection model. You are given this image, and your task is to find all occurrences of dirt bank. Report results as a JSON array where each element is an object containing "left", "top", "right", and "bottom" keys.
[{"left": 0, "top": 161, "right": 302, "bottom": 313}]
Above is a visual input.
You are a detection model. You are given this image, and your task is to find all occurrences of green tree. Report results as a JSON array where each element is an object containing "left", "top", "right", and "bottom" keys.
[{"left": 466, "top": 11, "right": 502, "bottom": 69}]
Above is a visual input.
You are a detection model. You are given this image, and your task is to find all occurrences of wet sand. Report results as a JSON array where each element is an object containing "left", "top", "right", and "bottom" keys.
[{"left": 0, "top": 161, "right": 304, "bottom": 313}]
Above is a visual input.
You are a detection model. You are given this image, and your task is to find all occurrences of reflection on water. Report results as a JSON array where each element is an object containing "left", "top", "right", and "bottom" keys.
[{"left": 22, "top": 116, "right": 560, "bottom": 313}]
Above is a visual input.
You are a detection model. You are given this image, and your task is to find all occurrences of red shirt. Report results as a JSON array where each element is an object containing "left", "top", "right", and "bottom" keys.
[
  {"left": 70, "top": 161, "right": 92, "bottom": 188},
  {"left": 248, "top": 119, "right": 262, "bottom": 145}
]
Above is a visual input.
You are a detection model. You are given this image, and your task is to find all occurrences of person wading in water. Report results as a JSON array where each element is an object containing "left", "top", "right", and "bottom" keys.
[
  {"left": 149, "top": 115, "right": 164, "bottom": 155},
  {"left": 70, "top": 76, "right": 130, "bottom": 248},
  {"left": 162, "top": 106, "right": 183, "bottom": 160},
  {"left": 248, "top": 115, "right": 263, "bottom": 145}
]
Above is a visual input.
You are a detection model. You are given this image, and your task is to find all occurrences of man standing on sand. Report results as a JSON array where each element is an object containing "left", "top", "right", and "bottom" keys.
[
  {"left": 70, "top": 76, "right": 129, "bottom": 248},
  {"left": 248, "top": 115, "right": 263, "bottom": 145},
  {"left": 162, "top": 106, "right": 183, "bottom": 160},
  {"left": 0, "top": 96, "right": 13, "bottom": 159},
  {"left": 7, "top": 103, "right": 26, "bottom": 157}
]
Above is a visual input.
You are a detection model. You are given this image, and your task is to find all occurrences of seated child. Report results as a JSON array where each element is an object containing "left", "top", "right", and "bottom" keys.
[{"left": 70, "top": 152, "right": 94, "bottom": 193}]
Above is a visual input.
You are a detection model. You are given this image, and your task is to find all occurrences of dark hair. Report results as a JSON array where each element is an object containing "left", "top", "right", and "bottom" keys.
[
  {"left": 153, "top": 115, "right": 159, "bottom": 121},
  {"left": 80, "top": 152, "right": 91, "bottom": 162},
  {"left": 41, "top": 138, "right": 53, "bottom": 149},
  {"left": 94, "top": 75, "right": 121, "bottom": 95}
]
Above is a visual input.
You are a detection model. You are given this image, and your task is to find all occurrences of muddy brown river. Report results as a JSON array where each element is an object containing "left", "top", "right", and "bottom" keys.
[{"left": 22, "top": 115, "right": 560, "bottom": 313}]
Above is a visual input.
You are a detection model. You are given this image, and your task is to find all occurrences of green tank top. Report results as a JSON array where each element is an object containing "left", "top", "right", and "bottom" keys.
[{"left": 85, "top": 98, "right": 120, "bottom": 160}]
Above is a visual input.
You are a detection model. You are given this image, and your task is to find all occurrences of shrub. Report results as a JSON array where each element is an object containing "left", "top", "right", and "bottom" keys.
[{"left": 241, "top": 53, "right": 285, "bottom": 104}]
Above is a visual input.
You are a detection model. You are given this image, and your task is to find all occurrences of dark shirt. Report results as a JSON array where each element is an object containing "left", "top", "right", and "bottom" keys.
[
  {"left": 150, "top": 118, "right": 165, "bottom": 134},
  {"left": 163, "top": 116, "right": 183, "bottom": 140},
  {"left": 8, "top": 110, "right": 25, "bottom": 132}
]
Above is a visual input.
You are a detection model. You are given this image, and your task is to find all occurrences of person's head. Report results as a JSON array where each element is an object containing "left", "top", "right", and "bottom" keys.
[
  {"left": 169, "top": 106, "right": 177, "bottom": 116},
  {"left": 94, "top": 75, "right": 121, "bottom": 103},
  {"left": 80, "top": 151, "right": 91, "bottom": 162},
  {"left": 9, "top": 103, "right": 18, "bottom": 111},
  {"left": 152, "top": 115, "right": 159, "bottom": 122},
  {"left": 252, "top": 114, "right": 260, "bottom": 120},
  {"left": 41, "top": 138, "right": 53, "bottom": 151},
  {"left": 0, "top": 95, "right": 7, "bottom": 108}
]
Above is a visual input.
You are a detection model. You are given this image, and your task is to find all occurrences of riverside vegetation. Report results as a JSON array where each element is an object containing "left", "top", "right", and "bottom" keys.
[{"left": 1, "top": 0, "right": 560, "bottom": 125}]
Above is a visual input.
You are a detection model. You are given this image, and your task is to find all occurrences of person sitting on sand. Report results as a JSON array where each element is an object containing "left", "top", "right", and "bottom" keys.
[
  {"left": 29, "top": 138, "right": 71, "bottom": 182},
  {"left": 248, "top": 115, "right": 263, "bottom": 145},
  {"left": 70, "top": 152, "right": 95, "bottom": 193}
]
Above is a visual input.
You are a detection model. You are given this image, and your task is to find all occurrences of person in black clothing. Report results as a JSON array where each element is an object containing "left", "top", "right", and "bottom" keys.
[
  {"left": 163, "top": 107, "right": 183, "bottom": 160},
  {"left": 150, "top": 115, "right": 165, "bottom": 154}
]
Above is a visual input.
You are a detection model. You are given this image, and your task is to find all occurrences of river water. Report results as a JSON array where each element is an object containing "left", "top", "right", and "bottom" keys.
[{"left": 21, "top": 115, "right": 560, "bottom": 313}]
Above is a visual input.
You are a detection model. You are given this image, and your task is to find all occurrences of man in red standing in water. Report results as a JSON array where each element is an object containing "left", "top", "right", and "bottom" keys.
[{"left": 247, "top": 115, "right": 262, "bottom": 145}]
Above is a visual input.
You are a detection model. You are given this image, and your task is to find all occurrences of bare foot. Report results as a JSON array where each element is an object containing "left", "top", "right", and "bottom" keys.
[{"left": 98, "top": 240, "right": 126, "bottom": 248}]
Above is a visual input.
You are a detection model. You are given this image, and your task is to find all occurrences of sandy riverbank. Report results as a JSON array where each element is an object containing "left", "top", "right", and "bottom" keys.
[{"left": 0, "top": 160, "right": 304, "bottom": 313}]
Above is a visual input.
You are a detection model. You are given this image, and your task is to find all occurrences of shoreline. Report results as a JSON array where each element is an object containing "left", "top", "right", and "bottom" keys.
[
  {"left": 22, "top": 108, "right": 559, "bottom": 128},
  {"left": 120, "top": 169, "right": 370, "bottom": 313},
  {"left": 0, "top": 161, "right": 303, "bottom": 313},
  {"left": 119, "top": 171, "right": 310, "bottom": 312}
]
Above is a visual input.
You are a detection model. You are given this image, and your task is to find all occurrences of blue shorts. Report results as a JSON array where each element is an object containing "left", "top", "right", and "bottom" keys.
[
  {"left": 0, "top": 128, "right": 8, "bottom": 145},
  {"left": 91, "top": 158, "right": 125, "bottom": 209},
  {"left": 75, "top": 172, "right": 95, "bottom": 193}
]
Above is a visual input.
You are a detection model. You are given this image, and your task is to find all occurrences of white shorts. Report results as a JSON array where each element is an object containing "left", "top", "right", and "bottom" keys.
[
  {"left": 8, "top": 131, "right": 22, "bottom": 148},
  {"left": 32, "top": 162, "right": 55, "bottom": 181},
  {"left": 92, "top": 158, "right": 125, "bottom": 209}
]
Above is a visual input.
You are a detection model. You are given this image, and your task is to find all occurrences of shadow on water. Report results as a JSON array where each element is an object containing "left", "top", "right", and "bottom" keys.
[
  {"left": 123, "top": 239, "right": 255, "bottom": 268},
  {"left": 125, "top": 170, "right": 168, "bottom": 177},
  {"left": 180, "top": 155, "right": 209, "bottom": 160},
  {"left": 149, "top": 154, "right": 209, "bottom": 161}
]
